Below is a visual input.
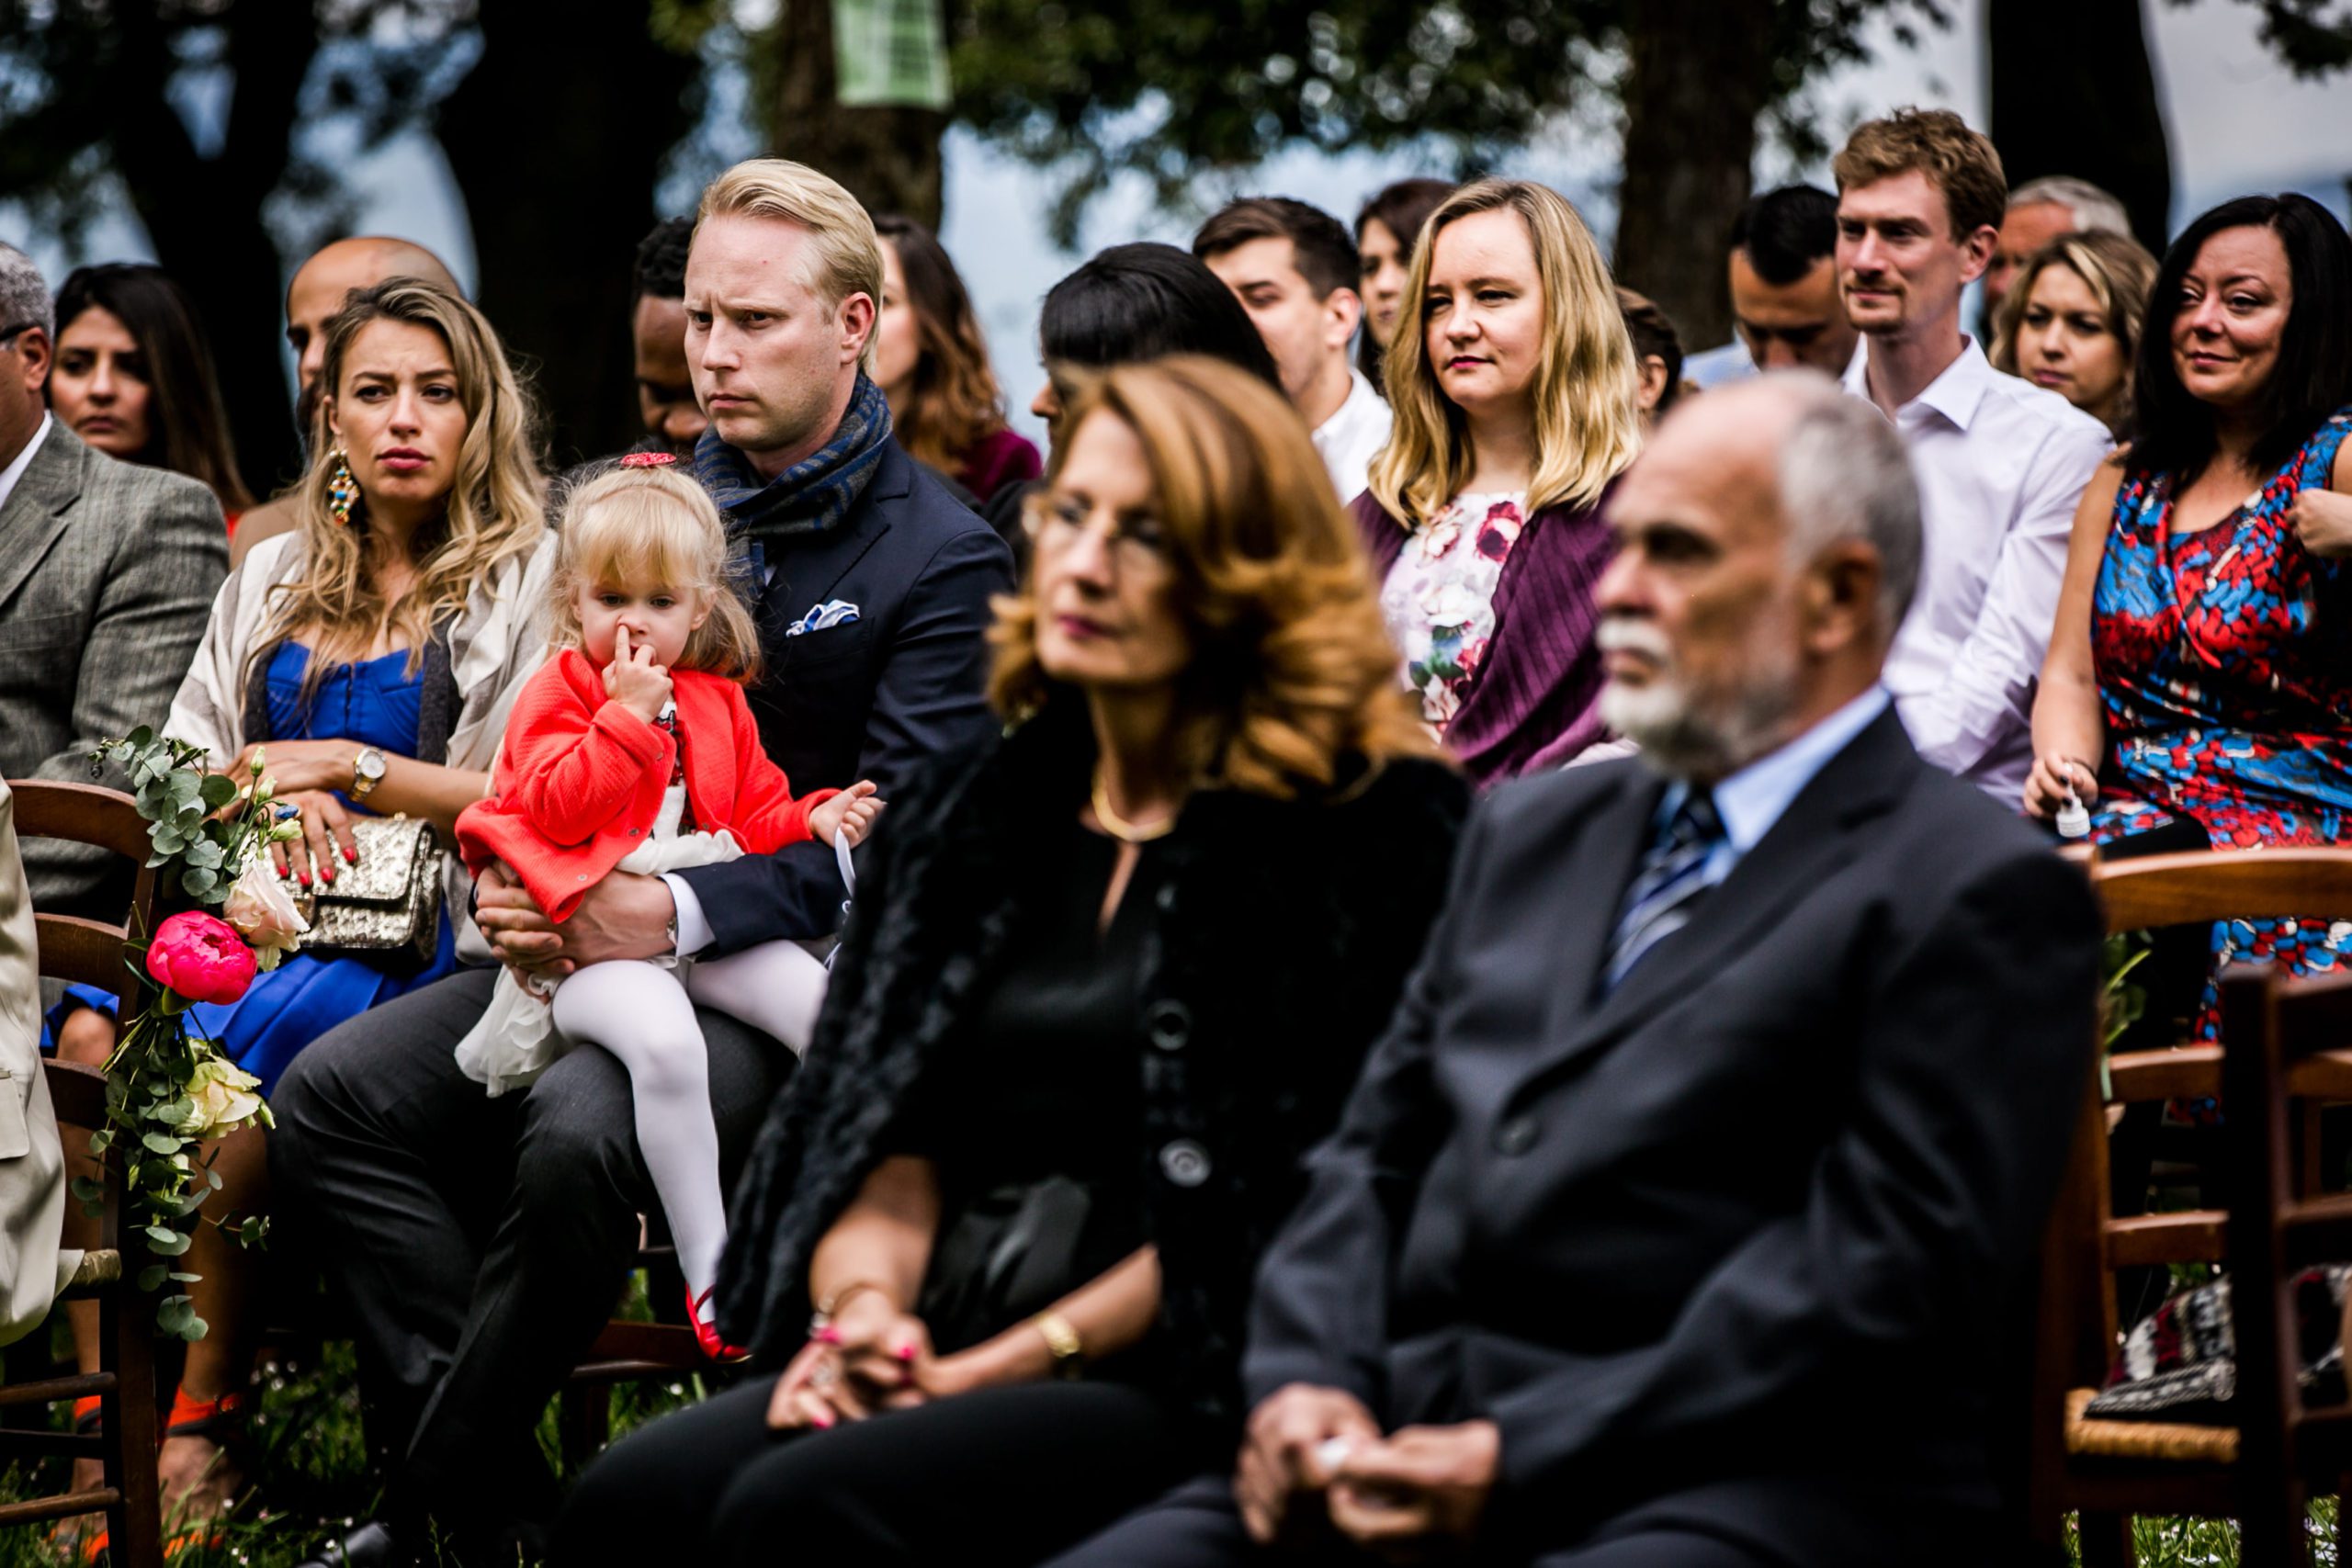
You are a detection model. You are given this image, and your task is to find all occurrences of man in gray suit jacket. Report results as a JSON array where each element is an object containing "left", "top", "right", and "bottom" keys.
[
  {"left": 1052, "top": 375, "right": 2100, "bottom": 1568},
  {"left": 0, "top": 243, "right": 226, "bottom": 918}
]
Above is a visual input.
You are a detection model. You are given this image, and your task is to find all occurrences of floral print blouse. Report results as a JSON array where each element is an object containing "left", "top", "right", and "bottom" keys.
[{"left": 1377, "top": 491, "right": 1528, "bottom": 731}]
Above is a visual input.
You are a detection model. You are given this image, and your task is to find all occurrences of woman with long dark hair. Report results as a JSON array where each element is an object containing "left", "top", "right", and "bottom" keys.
[
  {"left": 1352, "top": 178, "right": 1453, "bottom": 395},
  {"left": 48, "top": 263, "right": 253, "bottom": 521},
  {"left": 871, "top": 216, "right": 1039, "bottom": 502}
]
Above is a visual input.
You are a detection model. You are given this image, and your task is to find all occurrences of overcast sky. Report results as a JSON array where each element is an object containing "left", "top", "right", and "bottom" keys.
[{"left": 14, "top": 0, "right": 2352, "bottom": 445}]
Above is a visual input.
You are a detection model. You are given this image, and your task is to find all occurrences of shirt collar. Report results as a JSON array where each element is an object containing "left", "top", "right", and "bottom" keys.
[
  {"left": 1708, "top": 683, "right": 1892, "bottom": 854},
  {"left": 1316, "top": 368, "right": 1381, "bottom": 442},
  {"left": 1846, "top": 335, "right": 1994, "bottom": 433},
  {"left": 0, "top": 412, "right": 52, "bottom": 517}
]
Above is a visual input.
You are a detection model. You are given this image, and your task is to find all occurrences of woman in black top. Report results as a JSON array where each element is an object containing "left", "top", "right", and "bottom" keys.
[{"left": 550, "top": 357, "right": 1468, "bottom": 1567}]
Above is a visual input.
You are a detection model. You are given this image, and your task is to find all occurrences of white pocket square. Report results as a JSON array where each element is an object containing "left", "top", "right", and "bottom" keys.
[{"left": 786, "top": 600, "right": 861, "bottom": 637}]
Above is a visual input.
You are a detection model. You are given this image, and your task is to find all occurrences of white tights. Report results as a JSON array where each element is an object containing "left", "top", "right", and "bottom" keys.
[{"left": 548, "top": 942, "right": 829, "bottom": 1299}]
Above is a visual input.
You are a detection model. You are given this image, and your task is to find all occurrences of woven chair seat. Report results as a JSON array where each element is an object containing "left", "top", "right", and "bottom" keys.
[
  {"left": 58, "top": 1248, "right": 120, "bottom": 1299},
  {"left": 2064, "top": 1387, "right": 2239, "bottom": 1465}
]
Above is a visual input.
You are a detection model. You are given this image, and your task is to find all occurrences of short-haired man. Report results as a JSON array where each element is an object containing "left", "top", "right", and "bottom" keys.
[
  {"left": 629, "top": 216, "right": 705, "bottom": 457},
  {"left": 1833, "top": 107, "right": 2110, "bottom": 807},
  {"left": 1682, "top": 186, "right": 1860, "bottom": 389},
  {"left": 275, "top": 161, "right": 1015, "bottom": 1567},
  {"left": 1051, "top": 374, "right": 2099, "bottom": 1568},
  {"left": 231, "top": 235, "right": 462, "bottom": 568},
  {"left": 1986, "top": 174, "right": 2132, "bottom": 321},
  {"left": 0, "top": 243, "right": 224, "bottom": 916},
  {"left": 1194, "top": 197, "right": 1391, "bottom": 504}
]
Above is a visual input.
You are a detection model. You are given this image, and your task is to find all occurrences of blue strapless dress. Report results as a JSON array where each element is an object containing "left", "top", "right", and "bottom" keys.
[{"left": 47, "top": 646, "right": 460, "bottom": 1091}]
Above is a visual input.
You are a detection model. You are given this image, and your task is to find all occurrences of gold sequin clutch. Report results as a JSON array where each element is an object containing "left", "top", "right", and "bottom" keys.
[{"left": 281, "top": 815, "right": 445, "bottom": 963}]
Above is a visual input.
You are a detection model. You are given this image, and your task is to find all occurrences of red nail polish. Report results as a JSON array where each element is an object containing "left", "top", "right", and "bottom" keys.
[
  {"left": 814, "top": 1412, "right": 834, "bottom": 1428},
  {"left": 816, "top": 1326, "right": 842, "bottom": 1346},
  {"left": 322, "top": 866, "right": 335, "bottom": 883},
  {"left": 897, "top": 1344, "right": 917, "bottom": 1362},
  {"left": 344, "top": 846, "right": 358, "bottom": 863},
  {"left": 298, "top": 871, "right": 311, "bottom": 886}
]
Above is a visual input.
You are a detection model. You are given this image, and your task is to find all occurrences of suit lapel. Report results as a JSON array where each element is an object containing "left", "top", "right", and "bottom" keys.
[
  {"left": 1538, "top": 766, "right": 1668, "bottom": 1043},
  {"left": 0, "top": 426, "right": 84, "bottom": 615},
  {"left": 1520, "top": 708, "right": 1920, "bottom": 1094}
]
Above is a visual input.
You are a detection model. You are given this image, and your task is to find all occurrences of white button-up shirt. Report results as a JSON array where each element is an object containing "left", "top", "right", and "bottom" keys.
[
  {"left": 1843, "top": 338, "right": 2109, "bottom": 807},
  {"left": 1312, "top": 368, "right": 1392, "bottom": 510},
  {"left": 0, "top": 412, "right": 52, "bottom": 518}
]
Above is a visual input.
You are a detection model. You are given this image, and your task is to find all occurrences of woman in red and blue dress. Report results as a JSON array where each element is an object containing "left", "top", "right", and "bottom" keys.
[{"left": 2030, "top": 192, "right": 2352, "bottom": 1039}]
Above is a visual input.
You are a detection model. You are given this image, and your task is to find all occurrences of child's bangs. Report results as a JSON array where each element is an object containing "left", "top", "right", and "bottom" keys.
[{"left": 569, "top": 491, "right": 721, "bottom": 595}]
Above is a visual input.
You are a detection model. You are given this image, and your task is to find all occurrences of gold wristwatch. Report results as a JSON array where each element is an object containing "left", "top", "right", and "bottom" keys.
[
  {"left": 351, "top": 746, "right": 388, "bottom": 802},
  {"left": 1033, "top": 1311, "right": 1085, "bottom": 1380}
]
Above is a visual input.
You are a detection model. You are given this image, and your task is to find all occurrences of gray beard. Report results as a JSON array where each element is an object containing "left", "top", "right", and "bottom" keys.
[{"left": 1600, "top": 661, "right": 1801, "bottom": 782}]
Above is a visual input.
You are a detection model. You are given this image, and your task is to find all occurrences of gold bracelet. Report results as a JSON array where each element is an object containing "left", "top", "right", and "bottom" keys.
[
  {"left": 808, "top": 1280, "right": 894, "bottom": 1335},
  {"left": 1033, "top": 1310, "right": 1085, "bottom": 1379}
]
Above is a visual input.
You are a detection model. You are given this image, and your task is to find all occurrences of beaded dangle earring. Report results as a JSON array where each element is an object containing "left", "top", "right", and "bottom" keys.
[{"left": 326, "top": 448, "right": 358, "bottom": 525}]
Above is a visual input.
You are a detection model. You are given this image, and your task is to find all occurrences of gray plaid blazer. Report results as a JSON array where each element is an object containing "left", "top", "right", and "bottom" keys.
[{"left": 0, "top": 423, "right": 225, "bottom": 916}]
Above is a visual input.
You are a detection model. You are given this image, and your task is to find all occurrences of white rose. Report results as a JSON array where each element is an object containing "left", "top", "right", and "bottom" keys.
[
  {"left": 174, "top": 1053, "right": 271, "bottom": 1141},
  {"left": 222, "top": 860, "right": 309, "bottom": 972}
]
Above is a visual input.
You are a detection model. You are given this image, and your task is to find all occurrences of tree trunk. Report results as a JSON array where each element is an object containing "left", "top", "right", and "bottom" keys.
[
  {"left": 110, "top": 8, "right": 316, "bottom": 501},
  {"left": 1987, "top": 0, "right": 2173, "bottom": 254},
  {"left": 1611, "top": 0, "right": 1776, "bottom": 355},
  {"left": 764, "top": 0, "right": 947, "bottom": 227},
  {"left": 437, "top": 0, "right": 699, "bottom": 468}
]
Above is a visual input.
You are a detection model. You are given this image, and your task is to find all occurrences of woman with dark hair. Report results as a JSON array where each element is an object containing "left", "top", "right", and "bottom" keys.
[
  {"left": 48, "top": 263, "right": 253, "bottom": 522},
  {"left": 1616, "top": 285, "right": 1686, "bottom": 429},
  {"left": 551, "top": 356, "right": 1465, "bottom": 1568},
  {"left": 2029, "top": 192, "right": 2352, "bottom": 1038},
  {"left": 1353, "top": 178, "right": 1454, "bottom": 394},
  {"left": 871, "top": 216, "right": 1040, "bottom": 502}
]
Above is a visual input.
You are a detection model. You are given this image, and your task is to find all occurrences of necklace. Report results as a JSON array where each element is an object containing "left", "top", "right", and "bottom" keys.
[{"left": 1091, "top": 772, "right": 1177, "bottom": 843}]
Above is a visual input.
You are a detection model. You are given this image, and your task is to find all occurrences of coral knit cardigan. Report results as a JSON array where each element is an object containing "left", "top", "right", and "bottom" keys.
[{"left": 456, "top": 648, "right": 837, "bottom": 925}]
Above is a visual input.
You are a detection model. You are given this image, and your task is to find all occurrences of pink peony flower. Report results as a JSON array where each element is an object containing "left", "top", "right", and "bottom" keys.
[{"left": 146, "top": 910, "right": 257, "bottom": 1007}]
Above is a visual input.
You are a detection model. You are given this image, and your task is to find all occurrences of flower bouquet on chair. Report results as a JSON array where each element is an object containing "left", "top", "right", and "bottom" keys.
[{"left": 74, "top": 728, "right": 310, "bottom": 1339}]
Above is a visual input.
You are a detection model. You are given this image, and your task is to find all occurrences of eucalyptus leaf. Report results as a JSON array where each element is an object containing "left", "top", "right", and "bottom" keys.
[
  {"left": 141, "top": 1131, "right": 180, "bottom": 1156},
  {"left": 137, "top": 1264, "right": 167, "bottom": 1292},
  {"left": 143, "top": 1224, "right": 191, "bottom": 1257},
  {"left": 198, "top": 773, "right": 237, "bottom": 809}
]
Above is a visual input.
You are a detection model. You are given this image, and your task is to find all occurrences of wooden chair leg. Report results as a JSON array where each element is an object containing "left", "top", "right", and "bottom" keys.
[
  {"left": 2077, "top": 1509, "right": 2135, "bottom": 1568},
  {"left": 559, "top": 1383, "right": 613, "bottom": 1476},
  {"left": 102, "top": 1285, "right": 163, "bottom": 1568}
]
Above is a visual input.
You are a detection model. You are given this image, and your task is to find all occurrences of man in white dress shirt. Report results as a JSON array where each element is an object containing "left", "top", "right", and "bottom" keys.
[
  {"left": 1832, "top": 108, "right": 2111, "bottom": 807},
  {"left": 1195, "top": 197, "right": 1392, "bottom": 506}
]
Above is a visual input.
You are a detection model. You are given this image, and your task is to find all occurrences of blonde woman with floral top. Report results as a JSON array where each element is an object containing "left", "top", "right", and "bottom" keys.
[{"left": 1355, "top": 178, "right": 1644, "bottom": 786}]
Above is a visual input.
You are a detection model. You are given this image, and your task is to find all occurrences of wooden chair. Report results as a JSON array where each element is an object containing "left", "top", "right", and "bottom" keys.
[
  {"left": 558, "top": 1239, "right": 707, "bottom": 1471},
  {"left": 0, "top": 781, "right": 164, "bottom": 1568},
  {"left": 2219, "top": 965, "right": 2352, "bottom": 1566},
  {"left": 2025, "top": 847, "right": 2352, "bottom": 1565}
]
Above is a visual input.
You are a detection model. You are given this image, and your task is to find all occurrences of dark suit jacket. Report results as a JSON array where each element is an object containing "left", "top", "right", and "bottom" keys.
[
  {"left": 0, "top": 423, "right": 224, "bottom": 916},
  {"left": 1242, "top": 708, "right": 2100, "bottom": 1560},
  {"left": 673, "top": 439, "right": 1014, "bottom": 952}
]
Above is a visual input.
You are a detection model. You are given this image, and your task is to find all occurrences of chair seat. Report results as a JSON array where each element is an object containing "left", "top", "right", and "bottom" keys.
[
  {"left": 2064, "top": 1387, "right": 2239, "bottom": 1464},
  {"left": 58, "top": 1249, "right": 121, "bottom": 1299}
]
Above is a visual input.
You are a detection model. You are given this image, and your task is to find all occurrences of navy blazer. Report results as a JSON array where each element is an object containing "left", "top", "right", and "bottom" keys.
[
  {"left": 1242, "top": 708, "right": 2101, "bottom": 1560},
  {"left": 673, "top": 439, "right": 1015, "bottom": 951}
]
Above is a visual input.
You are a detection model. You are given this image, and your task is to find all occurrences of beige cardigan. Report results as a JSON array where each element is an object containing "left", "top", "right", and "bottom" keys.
[
  {"left": 0, "top": 784, "right": 78, "bottom": 1347},
  {"left": 165, "top": 530, "right": 559, "bottom": 965}
]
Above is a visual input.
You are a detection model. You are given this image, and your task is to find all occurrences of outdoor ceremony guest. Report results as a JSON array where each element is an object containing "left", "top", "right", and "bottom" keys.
[
  {"left": 54, "top": 276, "right": 560, "bottom": 1534},
  {"left": 0, "top": 243, "right": 223, "bottom": 920},
  {"left": 630, "top": 216, "right": 706, "bottom": 458},
  {"left": 1351, "top": 177, "right": 1453, "bottom": 396},
  {"left": 1990, "top": 230, "right": 2159, "bottom": 438},
  {"left": 2026, "top": 193, "right": 2352, "bottom": 1041},
  {"left": 1357, "top": 177, "right": 1643, "bottom": 787},
  {"left": 48, "top": 263, "right": 254, "bottom": 523},
  {"left": 232, "top": 235, "right": 461, "bottom": 568},
  {"left": 1195, "top": 197, "right": 1391, "bottom": 504},
  {"left": 1986, "top": 173, "right": 2132, "bottom": 324},
  {"left": 273, "top": 158, "right": 1012, "bottom": 1568},
  {"left": 1835, "top": 107, "right": 2110, "bottom": 808},
  {"left": 1049, "top": 372, "right": 2101, "bottom": 1568},
  {"left": 1616, "top": 286, "right": 1685, "bottom": 429},
  {"left": 873, "top": 214, "right": 1040, "bottom": 502},
  {"left": 982, "top": 242, "right": 1281, "bottom": 542},
  {"left": 1690, "top": 184, "right": 1860, "bottom": 386},
  {"left": 551, "top": 355, "right": 1466, "bottom": 1568}
]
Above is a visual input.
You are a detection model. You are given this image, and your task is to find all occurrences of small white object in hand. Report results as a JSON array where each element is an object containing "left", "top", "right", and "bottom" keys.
[
  {"left": 2055, "top": 792, "right": 2090, "bottom": 841},
  {"left": 1316, "top": 1436, "right": 1356, "bottom": 1474}
]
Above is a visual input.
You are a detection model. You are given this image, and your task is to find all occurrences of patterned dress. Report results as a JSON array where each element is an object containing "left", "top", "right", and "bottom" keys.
[
  {"left": 1378, "top": 491, "right": 1529, "bottom": 731},
  {"left": 2087, "top": 406, "right": 2352, "bottom": 1039}
]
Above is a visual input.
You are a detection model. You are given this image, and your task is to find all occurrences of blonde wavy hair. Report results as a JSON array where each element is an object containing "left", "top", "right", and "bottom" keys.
[
  {"left": 698, "top": 158, "right": 884, "bottom": 377},
  {"left": 549, "top": 463, "right": 763, "bottom": 682},
  {"left": 1367, "top": 178, "right": 1643, "bottom": 528},
  {"left": 990, "top": 356, "right": 1439, "bottom": 800},
  {"left": 261, "top": 278, "right": 545, "bottom": 704},
  {"left": 1989, "top": 229, "right": 2159, "bottom": 434}
]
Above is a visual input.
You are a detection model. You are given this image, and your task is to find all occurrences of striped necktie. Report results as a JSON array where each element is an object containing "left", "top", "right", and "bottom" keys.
[{"left": 1600, "top": 790, "right": 1724, "bottom": 996}]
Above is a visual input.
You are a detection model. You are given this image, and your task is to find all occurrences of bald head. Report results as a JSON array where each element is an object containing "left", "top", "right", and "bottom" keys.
[
  {"left": 287, "top": 236, "right": 460, "bottom": 431},
  {"left": 1595, "top": 372, "right": 1918, "bottom": 779}
]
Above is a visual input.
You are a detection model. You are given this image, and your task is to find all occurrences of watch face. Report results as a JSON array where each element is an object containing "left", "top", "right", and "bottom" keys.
[{"left": 356, "top": 749, "right": 387, "bottom": 781}]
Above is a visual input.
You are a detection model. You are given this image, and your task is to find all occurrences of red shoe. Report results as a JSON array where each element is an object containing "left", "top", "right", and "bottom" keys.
[{"left": 687, "top": 1285, "right": 751, "bottom": 1363}]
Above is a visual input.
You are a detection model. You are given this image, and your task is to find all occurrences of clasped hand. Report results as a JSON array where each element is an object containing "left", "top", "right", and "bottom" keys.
[
  {"left": 472, "top": 861, "right": 675, "bottom": 982},
  {"left": 1237, "top": 1384, "right": 1498, "bottom": 1562},
  {"left": 229, "top": 739, "right": 362, "bottom": 885},
  {"left": 766, "top": 1294, "right": 976, "bottom": 1431}
]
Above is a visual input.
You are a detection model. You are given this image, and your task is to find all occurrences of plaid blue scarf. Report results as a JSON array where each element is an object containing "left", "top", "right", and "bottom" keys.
[{"left": 694, "top": 373, "right": 893, "bottom": 548}]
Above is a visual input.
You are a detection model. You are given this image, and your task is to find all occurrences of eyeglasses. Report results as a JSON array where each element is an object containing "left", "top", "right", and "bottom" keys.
[{"left": 1021, "top": 492, "right": 1172, "bottom": 577}]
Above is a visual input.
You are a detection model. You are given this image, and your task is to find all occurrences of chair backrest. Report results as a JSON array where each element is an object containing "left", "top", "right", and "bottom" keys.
[{"left": 8, "top": 779, "right": 159, "bottom": 1017}]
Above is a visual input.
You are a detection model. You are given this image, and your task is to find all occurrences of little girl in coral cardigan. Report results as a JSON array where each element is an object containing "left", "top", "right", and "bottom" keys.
[{"left": 454, "top": 458, "right": 880, "bottom": 1359}]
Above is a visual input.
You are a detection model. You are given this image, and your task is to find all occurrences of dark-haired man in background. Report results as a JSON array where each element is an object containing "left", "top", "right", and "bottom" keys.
[
  {"left": 1194, "top": 197, "right": 1391, "bottom": 505},
  {"left": 1687, "top": 185, "right": 1861, "bottom": 387},
  {"left": 630, "top": 216, "right": 707, "bottom": 457}
]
